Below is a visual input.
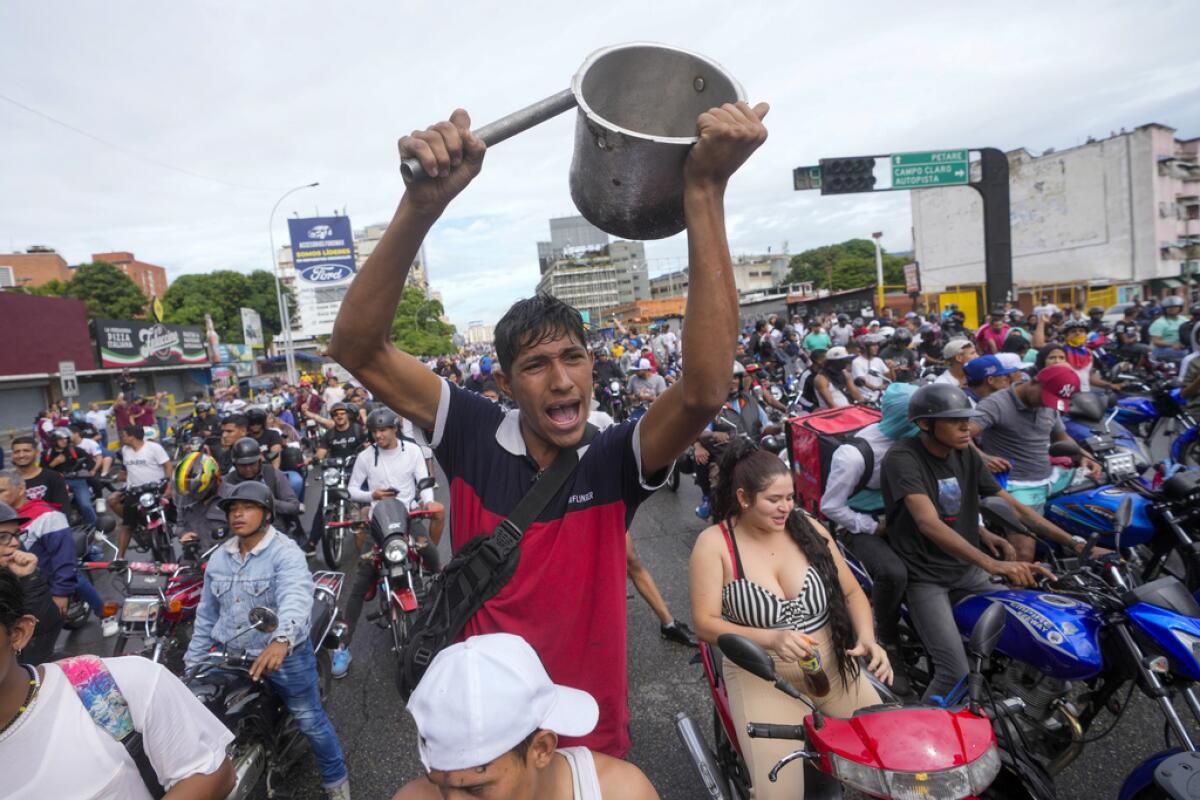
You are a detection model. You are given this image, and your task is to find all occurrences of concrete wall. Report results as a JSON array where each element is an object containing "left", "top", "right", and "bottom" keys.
[{"left": 911, "top": 128, "right": 1180, "bottom": 292}]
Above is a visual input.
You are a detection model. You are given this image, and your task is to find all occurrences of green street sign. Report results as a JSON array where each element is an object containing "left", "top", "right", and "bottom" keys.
[
  {"left": 891, "top": 149, "right": 969, "bottom": 188},
  {"left": 793, "top": 165, "right": 822, "bottom": 191}
]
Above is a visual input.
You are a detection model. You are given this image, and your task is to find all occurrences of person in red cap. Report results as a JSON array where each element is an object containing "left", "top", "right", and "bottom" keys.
[{"left": 970, "top": 364, "right": 1103, "bottom": 561}]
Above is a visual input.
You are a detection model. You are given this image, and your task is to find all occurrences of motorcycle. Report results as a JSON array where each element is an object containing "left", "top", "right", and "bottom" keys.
[
  {"left": 302, "top": 417, "right": 322, "bottom": 454},
  {"left": 60, "top": 517, "right": 120, "bottom": 631},
  {"left": 1112, "top": 376, "right": 1199, "bottom": 467},
  {"left": 1061, "top": 392, "right": 1149, "bottom": 473},
  {"left": 365, "top": 486, "right": 439, "bottom": 664},
  {"left": 855, "top": 494, "right": 1200, "bottom": 796},
  {"left": 109, "top": 539, "right": 214, "bottom": 671},
  {"left": 675, "top": 607, "right": 1016, "bottom": 799},
  {"left": 600, "top": 378, "right": 626, "bottom": 422},
  {"left": 314, "top": 456, "right": 357, "bottom": 569},
  {"left": 186, "top": 575, "right": 345, "bottom": 800},
  {"left": 123, "top": 479, "right": 175, "bottom": 562}
]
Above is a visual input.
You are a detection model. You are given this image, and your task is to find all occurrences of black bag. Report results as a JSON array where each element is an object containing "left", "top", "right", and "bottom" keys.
[{"left": 396, "top": 425, "right": 595, "bottom": 699}]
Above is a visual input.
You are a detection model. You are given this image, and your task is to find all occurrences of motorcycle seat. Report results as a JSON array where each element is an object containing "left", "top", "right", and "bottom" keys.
[
  {"left": 1162, "top": 470, "right": 1200, "bottom": 503},
  {"left": 1068, "top": 393, "right": 1108, "bottom": 425},
  {"left": 1124, "top": 576, "right": 1200, "bottom": 619},
  {"left": 71, "top": 526, "right": 90, "bottom": 559}
]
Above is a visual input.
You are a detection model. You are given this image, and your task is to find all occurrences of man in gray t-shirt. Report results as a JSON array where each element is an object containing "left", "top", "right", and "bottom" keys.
[{"left": 627, "top": 359, "right": 667, "bottom": 401}]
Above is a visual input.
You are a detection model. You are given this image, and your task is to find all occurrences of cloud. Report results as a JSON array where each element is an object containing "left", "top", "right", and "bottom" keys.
[{"left": 1, "top": 1, "right": 1196, "bottom": 328}]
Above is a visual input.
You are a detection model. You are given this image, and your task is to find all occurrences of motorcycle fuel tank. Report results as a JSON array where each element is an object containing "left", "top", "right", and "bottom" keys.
[
  {"left": 1115, "top": 396, "right": 1158, "bottom": 428},
  {"left": 955, "top": 591, "right": 1104, "bottom": 680},
  {"left": 1045, "top": 485, "right": 1157, "bottom": 548}
]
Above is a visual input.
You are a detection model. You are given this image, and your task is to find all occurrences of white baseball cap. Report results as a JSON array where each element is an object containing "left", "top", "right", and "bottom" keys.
[
  {"left": 996, "top": 352, "right": 1024, "bottom": 372},
  {"left": 637, "top": 358, "right": 652, "bottom": 370},
  {"left": 407, "top": 633, "right": 599, "bottom": 772}
]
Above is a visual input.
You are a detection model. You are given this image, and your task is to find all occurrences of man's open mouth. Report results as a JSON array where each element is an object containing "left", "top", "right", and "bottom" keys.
[{"left": 545, "top": 400, "right": 582, "bottom": 432}]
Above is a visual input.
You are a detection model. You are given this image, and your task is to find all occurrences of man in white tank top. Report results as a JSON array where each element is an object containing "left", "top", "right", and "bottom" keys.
[{"left": 393, "top": 633, "right": 659, "bottom": 800}]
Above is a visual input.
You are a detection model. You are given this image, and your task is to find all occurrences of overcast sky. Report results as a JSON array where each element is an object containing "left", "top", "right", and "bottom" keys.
[{"left": 3, "top": 2, "right": 1197, "bottom": 327}]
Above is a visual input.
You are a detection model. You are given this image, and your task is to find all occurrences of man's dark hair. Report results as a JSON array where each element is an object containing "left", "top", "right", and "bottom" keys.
[
  {"left": 0, "top": 567, "right": 27, "bottom": 630},
  {"left": 123, "top": 424, "right": 145, "bottom": 440},
  {"left": 11, "top": 435, "right": 35, "bottom": 448},
  {"left": 479, "top": 380, "right": 501, "bottom": 396},
  {"left": 493, "top": 294, "right": 586, "bottom": 374},
  {"left": 222, "top": 413, "right": 249, "bottom": 430},
  {"left": 510, "top": 729, "right": 539, "bottom": 763}
]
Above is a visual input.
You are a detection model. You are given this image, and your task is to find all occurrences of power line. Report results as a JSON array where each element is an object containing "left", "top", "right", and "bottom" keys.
[{"left": 0, "top": 92, "right": 286, "bottom": 192}]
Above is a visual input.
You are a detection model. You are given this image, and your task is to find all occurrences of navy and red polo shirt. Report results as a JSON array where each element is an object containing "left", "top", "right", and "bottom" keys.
[{"left": 427, "top": 380, "right": 666, "bottom": 757}]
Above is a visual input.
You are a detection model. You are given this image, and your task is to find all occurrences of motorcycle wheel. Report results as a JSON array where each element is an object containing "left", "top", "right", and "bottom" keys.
[
  {"left": 151, "top": 529, "right": 173, "bottom": 563},
  {"left": 668, "top": 467, "right": 681, "bottom": 492},
  {"left": 1180, "top": 437, "right": 1200, "bottom": 469},
  {"left": 322, "top": 506, "right": 344, "bottom": 569},
  {"left": 389, "top": 608, "right": 411, "bottom": 655},
  {"left": 111, "top": 632, "right": 146, "bottom": 658}
]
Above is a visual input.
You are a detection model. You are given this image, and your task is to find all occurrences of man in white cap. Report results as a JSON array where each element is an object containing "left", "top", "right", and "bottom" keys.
[
  {"left": 933, "top": 338, "right": 977, "bottom": 388},
  {"left": 394, "top": 633, "right": 658, "bottom": 799},
  {"left": 626, "top": 358, "right": 667, "bottom": 402}
]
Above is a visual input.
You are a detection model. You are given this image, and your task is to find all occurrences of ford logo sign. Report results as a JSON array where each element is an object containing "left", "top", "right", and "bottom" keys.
[
  {"left": 298, "top": 263, "right": 354, "bottom": 283},
  {"left": 307, "top": 225, "right": 333, "bottom": 240}
]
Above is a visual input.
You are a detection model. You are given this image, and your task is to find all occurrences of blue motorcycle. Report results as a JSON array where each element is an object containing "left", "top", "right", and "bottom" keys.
[
  {"left": 849, "top": 495, "right": 1200, "bottom": 797},
  {"left": 1112, "top": 375, "right": 1199, "bottom": 468}
]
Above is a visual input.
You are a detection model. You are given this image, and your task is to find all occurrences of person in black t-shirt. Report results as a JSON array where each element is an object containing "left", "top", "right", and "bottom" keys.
[
  {"left": 304, "top": 402, "right": 369, "bottom": 556},
  {"left": 40, "top": 427, "right": 97, "bottom": 527},
  {"left": 8, "top": 436, "right": 69, "bottom": 511},
  {"left": 245, "top": 407, "right": 283, "bottom": 468},
  {"left": 881, "top": 384, "right": 1053, "bottom": 701}
]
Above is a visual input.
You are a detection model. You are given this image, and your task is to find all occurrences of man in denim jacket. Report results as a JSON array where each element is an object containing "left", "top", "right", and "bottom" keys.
[{"left": 185, "top": 480, "right": 350, "bottom": 799}]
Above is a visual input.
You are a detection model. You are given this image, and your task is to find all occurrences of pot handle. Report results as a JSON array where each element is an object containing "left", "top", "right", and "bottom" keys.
[{"left": 401, "top": 88, "right": 577, "bottom": 183}]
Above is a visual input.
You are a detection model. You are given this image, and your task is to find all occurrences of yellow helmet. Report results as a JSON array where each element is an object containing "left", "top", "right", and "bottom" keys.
[{"left": 175, "top": 451, "right": 219, "bottom": 501}]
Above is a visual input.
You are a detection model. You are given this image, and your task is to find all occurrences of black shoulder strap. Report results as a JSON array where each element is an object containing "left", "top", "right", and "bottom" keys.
[
  {"left": 850, "top": 437, "right": 875, "bottom": 497},
  {"left": 490, "top": 424, "right": 598, "bottom": 554}
]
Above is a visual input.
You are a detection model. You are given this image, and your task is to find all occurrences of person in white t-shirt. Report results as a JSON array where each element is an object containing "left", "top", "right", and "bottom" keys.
[
  {"left": 0, "top": 567, "right": 236, "bottom": 799},
  {"left": 109, "top": 425, "right": 173, "bottom": 558},
  {"left": 851, "top": 335, "right": 892, "bottom": 403},
  {"left": 84, "top": 402, "right": 113, "bottom": 451}
]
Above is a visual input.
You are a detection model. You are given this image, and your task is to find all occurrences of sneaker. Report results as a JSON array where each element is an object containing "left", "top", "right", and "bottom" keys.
[
  {"left": 326, "top": 780, "right": 351, "bottom": 800},
  {"left": 101, "top": 617, "right": 119, "bottom": 638},
  {"left": 331, "top": 647, "right": 352, "bottom": 679},
  {"left": 695, "top": 496, "right": 710, "bottom": 521},
  {"left": 302, "top": 542, "right": 318, "bottom": 558},
  {"left": 661, "top": 620, "right": 698, "bottom": 647}
]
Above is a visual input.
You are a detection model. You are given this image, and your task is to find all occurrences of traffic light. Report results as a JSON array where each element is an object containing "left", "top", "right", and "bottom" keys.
[{"left": 819, "top": 157, "right": 877, "bottom": 195}]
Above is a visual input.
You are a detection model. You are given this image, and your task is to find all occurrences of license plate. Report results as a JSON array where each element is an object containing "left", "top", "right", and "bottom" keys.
[
  {"left": 119, "top": 597, "right": 160, "bottom": 623},
  {"left": 388, "top": 565, "right": 409, "bottom": 579}
]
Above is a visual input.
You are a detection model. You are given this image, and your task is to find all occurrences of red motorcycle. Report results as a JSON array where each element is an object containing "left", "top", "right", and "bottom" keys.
[
  {"left": 676, "top": 603, "right": 1018, "bottom": 799},
  {"left": 106, "top": 539, "right": 212, "bottom": 671},
  {"left": 365, "top": 492, "right": 439, "bottom": 661}
]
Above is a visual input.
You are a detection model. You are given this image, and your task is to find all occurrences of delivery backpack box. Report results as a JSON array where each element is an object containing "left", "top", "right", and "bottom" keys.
[{"left": 787, "top": 406, "right": 881, "bottom": 517}]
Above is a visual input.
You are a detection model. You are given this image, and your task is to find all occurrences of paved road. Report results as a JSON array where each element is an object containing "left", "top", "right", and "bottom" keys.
[{"left": 61, "top": 469, "right": 1198, "bottom": 799}]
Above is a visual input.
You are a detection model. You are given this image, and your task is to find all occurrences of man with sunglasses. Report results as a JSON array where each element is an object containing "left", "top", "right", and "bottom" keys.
[{"left": 303, "top": 402, "right": 370, "bottom": 557}]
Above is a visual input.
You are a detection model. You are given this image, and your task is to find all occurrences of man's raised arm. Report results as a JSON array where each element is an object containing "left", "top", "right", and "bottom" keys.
[
  {"left": 638, "top": 101, "right": 770, "bottom": 475},
  {"left": 329, "top": 109, "right": 486, "bottom": 431}
]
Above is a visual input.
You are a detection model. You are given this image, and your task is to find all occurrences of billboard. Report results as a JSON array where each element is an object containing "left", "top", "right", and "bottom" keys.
[
  {"left": 240, "top": 307, "right": 263, "bottom": 348},
  {"left": 95, "top": 319, "right": 209, "bottom": 369},
  {"left": 286, "top": 215, "right": 357, "bottom": 337}
]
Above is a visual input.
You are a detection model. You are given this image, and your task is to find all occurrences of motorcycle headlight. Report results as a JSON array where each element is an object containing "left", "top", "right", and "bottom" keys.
[
  {"left": 770, "top": 384, "right": 783, "bottom": 401},
  {"left": 119, "top": 596, "right": 160, "bottom": 623},
  {"left": 138, "top": 492, "right": 156, "bottom": 509},
  {"left": 829, "top": 743, "right": 1000, "bottom": 800},
  {"left": 323, "top": 469, "right": 341, "bottom": 486},
  {"left": 383, "top": 537, "right": 409, "bottom": 564}
]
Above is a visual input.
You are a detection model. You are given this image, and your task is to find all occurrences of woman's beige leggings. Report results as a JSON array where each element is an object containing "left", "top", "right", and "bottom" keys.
[{"left": 723, "top": 629, "right": 881, "bottom": 799}]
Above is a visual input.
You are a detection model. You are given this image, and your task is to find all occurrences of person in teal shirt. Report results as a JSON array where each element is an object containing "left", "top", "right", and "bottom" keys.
[
  {"left": 803, "top": 325, "right": 832, "bottom": 351},
  {"left": 1150, "top": 296, "right": 1188, "bottom": 362}
]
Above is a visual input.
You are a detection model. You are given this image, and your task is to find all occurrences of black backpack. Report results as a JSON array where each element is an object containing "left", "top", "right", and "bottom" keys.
[{"left": 397, "top": 425, "right": 596, "bottom": 699}]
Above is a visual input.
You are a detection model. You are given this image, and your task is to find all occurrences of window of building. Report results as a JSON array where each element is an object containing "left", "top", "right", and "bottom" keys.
[{"left": 0, "top": 266, "right": 13, "bottom": 287}]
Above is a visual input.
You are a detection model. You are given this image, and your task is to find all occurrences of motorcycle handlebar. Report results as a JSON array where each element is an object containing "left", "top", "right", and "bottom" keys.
[{"left": 746, "top": 723, "right": 806, "bottom": 740}]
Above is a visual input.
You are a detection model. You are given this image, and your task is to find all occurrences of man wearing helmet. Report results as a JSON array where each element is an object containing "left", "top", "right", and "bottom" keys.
[
  {"left": 173, "top": 452, "right": 224, "bottom": 549},
  {"left": 39, "top": 426, "right": 97, "bottom": 527},
  {"left": 1151, "top": 295, "right": 1189, "bottom": 362},
  {"left": 332, "top": 407, "right": 442, "bottom": 678},
  {"left": 881, "top": 384, "right": 1055, "bottom": 701},
  {"left": 304, "top": 401, "right": 370, "bottom": 556},
  {"left": 246, "top": 406, "right": 283, "bottom": 469},
  {"left": 829, "top": 313, "right": 855, "bottom": 348},
  {"left": 880, "top": 328, "right": 918, "bottom": 382},
  {"left": 216, "top": 437, "right": 300, "bottom": 526},
  {"left": 185, "top": 481, "right": 350, "bottom": 799}
]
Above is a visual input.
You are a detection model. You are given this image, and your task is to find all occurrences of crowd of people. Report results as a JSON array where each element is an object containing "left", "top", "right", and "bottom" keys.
[{"left": 3, "top": 98, "right": 1200, "bottom": 800}]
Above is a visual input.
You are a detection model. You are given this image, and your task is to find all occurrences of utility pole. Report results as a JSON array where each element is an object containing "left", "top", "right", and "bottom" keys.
[
  {"left": 268, "top": 182, "right": 319, "bottom": 385},
  {"left": 871, "top": 232, "right": 885, "bottom": 315}
]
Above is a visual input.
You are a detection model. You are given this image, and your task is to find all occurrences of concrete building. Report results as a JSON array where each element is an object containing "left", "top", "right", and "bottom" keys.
[
  {"left": 600, "top": 297, "right": 686, "bottom": 325},
  {"left": 648, "top": 254, "right": 791, "bottom": 300},
  {"left": 911, "top": 123, "right": 1200, "bottom": 298},
  {"left": 355, "top": 223, "right": 428, "bottom": 293},
  {"left": 537, "top": 242, "right": 649, "bottom": 324},
  {"left": 91, "top": 252, "right": 169, "bottom": 300},
  {"left": 0, "top": 246, "right": 71, "bottom": 289},
  {"left": 537, "top": 215, "right": 609, "bottom": 274},
  {"left": 465, "top": 321, "right": 495, "bottom": 345}
]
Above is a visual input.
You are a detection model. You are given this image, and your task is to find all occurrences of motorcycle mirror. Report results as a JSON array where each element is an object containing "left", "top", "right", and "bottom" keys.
[
  {"left": 979, "top": 496, "right": 1031, "bottom": 537},
  {"left": 1048, "top": 440, "right": 1083, "bottom": 460},
  {"left": 248, "top": 607, "right": 278, "bottom": 633},
  {"left": 967, "top": 601, "right": 1006, "bottom": 661},
  {"left": 718, "top": 634, "right": 777, "bottom": 684},
  {"left": 1115, "top": 495, "right": 1134, "bottom": 532},
  {"left": 416, "top": 477, "right": 436, "bottom": 492}
]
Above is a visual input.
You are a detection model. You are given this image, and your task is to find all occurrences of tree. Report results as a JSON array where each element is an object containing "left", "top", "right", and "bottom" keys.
[
  {"left": 390, "top": 287, "right": 457, "bottom": 356},
  {"left": 28, "top": 279, "right": 71, "bottom": 298},
  {"left": 785, "top": 239, "right": 909, "bottom": 293},
  {"left": 162, "top": 270, "right": 295, "bottom": 346},
  {"left": 65, "top": 261, "right": 147, "bottom": 320}
]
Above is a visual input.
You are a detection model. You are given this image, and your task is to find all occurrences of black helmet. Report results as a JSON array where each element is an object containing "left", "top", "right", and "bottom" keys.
[
  {"left": 1062, "top": 318, "right": 1089, "bottom": 332},
  {"left": 195, "top": 401, "right": 211, "bottom": 413},
  {"left": 1190, "top": 303, "right": 1200, "bottom": 317},
  {"left": 245, "top": 407, "right": 268, "bottom": 426},
  {"left": 217, "top": 480, "right": 274, "bottom": 519},
  {"left": 231, "top": 436, "right": 263, "bottom": 465},
  {"left": 366, "top": 408, "right": 399, "bottom": 431},
  {"left": 904, "top": 311, "right": 919, "bottom": 321},
  {"left": 892, "top": 328, "right": 913, "bottom": 346},
  {"left": 837, "top": 313, "right": 850, "bottom": 324},
  {"left": 1007, "top": 309, "right": 1026, "bottom": 323},
  {"left": 330, "top": 402, "right": 351, "bottom": 415},
  {"left": 1088, "top": 306, "right": 1105, "bottom": 318},
  {"left": 907, "top": 384, "right": 981, "bottom": 422},
  {"left": 918, "top": 323, "right": 935, "bottom": 337},
  {"left": 368, "top": 498, "right": 410, "bottom": 544}
]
